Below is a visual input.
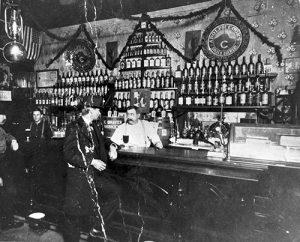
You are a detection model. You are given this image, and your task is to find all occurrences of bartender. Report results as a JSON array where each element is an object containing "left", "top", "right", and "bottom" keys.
[{"left": 110, "top": 105, "right": 163, "bottom": 149}]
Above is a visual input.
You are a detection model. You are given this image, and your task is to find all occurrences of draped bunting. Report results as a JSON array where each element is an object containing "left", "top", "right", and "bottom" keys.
[{"left": 43, "top": 0, "right": 283, "bottom": 69}]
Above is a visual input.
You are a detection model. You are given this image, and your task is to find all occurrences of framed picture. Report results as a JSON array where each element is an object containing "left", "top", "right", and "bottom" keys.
[
  {"left": 130, "top": 88, "right": 151, "bottom": 114},
  {"left": 106, "top": 41, "right": 118, "bottom": 67},
  {"left": 185, "top": 30, "right": 202, "bottom": 59},
  {"left": 36, "top": 69, "right": 58, "bottom": 88},
  {"left": 284, "top": 57, "right": 300, "bottom": 74}
]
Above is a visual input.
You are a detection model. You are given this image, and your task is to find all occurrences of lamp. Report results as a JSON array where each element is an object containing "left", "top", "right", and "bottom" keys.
[{"left": 3, "top": 0, "right": 27, "bottom": 63}]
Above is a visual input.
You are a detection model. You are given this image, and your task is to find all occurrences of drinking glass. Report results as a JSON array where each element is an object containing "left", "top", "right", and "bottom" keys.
[{"left": 123, "top": 135, "right": 129, "bottom": 149}]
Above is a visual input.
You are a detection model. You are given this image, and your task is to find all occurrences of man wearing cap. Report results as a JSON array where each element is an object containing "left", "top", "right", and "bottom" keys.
[
  {"left": 24, "top": 107, "right": 53, "bottom": 205},
  {"left": 63, "top": 95, "right": 119, "bottom": 242},
  {"left": 0, "top": 113, "right": 23, "bottom": 230}
]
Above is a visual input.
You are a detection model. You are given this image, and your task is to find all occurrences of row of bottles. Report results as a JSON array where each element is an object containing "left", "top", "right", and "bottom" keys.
[
  {"left": 124, "top": 43, "right": 168, "bottom": 57},
  {"left": 59, "top": 69, "right": 113, "bottom": 88},
  {"left": 113, "top": 91, "right": 175, "bottom": 112},
  {"left": 114, "top": 70, "right": 176, "bottom": 90},
  {"left": 35, "top": 87, "right": 108, "bottom": 107},
  {"left": 175, "top": 54, "right": 265, "bottom": 80},
  {"left": 121, "top": 52, "right": 171, "bottom": 69},
  {"left": 177, "top": 74, "right": 272, "bottom": 106},
  {"left": 130, "top": 32, "right": 162, "bottom": 45}
]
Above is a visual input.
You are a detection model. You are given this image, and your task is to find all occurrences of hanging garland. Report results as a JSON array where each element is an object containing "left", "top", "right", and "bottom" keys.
[
  {"left": 42, "top": 0, "right": 283, "bottom": 69},
  {"left": 148, "top": 22, "right": 192, "bottom": 63},
  {"left": 192, "top": 1, "right": 226, "bottom": 60},
  {"left": 45, "top": 24, "right": 84, "bottom": 68}
]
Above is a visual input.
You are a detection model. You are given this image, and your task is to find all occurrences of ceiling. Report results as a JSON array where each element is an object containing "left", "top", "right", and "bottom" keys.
[
  {"left": 0, "top": 0, "right": 210, "bottom": 66},
  {"left": 19, "top": 0, "right": 210, "bottom": 30}
]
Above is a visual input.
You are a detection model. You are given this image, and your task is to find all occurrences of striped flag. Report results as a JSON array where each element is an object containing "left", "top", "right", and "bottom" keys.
[{"left": 22, "top": 25, "right": 42, "bottom": 61}]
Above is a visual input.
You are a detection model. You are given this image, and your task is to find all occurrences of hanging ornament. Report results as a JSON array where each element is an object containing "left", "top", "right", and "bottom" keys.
[{"left": 288, "top": 16, "right": 298, "bottom": 27}]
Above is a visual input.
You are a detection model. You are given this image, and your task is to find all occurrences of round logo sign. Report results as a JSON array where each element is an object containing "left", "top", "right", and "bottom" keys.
[
  {"left": 202, "top": 17, "right": 250, "bottom": 62},
  {"left": 66, "top": 39, "right": 96, "bottom": 72}
]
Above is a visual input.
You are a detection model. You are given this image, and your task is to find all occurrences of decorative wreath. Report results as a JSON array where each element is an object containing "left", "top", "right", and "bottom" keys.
[
  {"left": 66, "top": 39, "right": 95, "bottom": 72},
  {"left": 201, "top": 17, "right": 250, "bottom": 62}
]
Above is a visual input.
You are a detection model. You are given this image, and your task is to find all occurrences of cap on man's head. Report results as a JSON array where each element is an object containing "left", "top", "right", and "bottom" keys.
[{"left": 82, "top": 95, "right": 103, "bottom": 108}]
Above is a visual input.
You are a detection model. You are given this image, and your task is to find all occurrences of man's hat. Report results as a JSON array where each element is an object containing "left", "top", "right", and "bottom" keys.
[{"left": 82, "top": 95, "right": 103, "bottom": 108}]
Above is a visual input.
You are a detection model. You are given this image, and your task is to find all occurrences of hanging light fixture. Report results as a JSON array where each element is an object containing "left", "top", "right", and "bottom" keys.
[{"left": 3, "top": 0, "right": 26, "bottom": 63}]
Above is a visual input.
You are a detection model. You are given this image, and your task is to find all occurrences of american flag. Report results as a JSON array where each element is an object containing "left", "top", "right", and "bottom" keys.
[{"left": 22, "top": 25, "right": 42, "bottom": 61}]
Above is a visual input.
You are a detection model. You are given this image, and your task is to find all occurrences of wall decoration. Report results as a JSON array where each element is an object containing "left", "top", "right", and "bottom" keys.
[
  {"left": 284, "top": 57, "right": 300, "bottom": 74},
  {"left": 66, "top": 39, "right": 96, "bottom": 72},
  {"left": 36, "top": 69, "right": 58, "bottom": 88},
  {"left": 106, "top": 41, "right": 118, "bottom": 67},
  {"left": 184, "top": 30, "right": 202, "bottom": 59},
  {"left": 130, "top": 88, "right": 151, "bottom": 114},
  {"left": 201, "top": 17, "right": 250, "bottom": 62}
]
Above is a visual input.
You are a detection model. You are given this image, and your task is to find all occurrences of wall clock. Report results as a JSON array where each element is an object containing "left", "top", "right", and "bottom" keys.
[
  {"left": 66, "top": 39, "right": 96, "bottom": 72},
  {"left": 201, "top": 17, "right": 250, "bottom": 62}
]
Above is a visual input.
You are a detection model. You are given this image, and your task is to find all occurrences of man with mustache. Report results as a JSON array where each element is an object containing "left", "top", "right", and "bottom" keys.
[{"left": 110, "top": 105, "right": 163, "bottom": 149}]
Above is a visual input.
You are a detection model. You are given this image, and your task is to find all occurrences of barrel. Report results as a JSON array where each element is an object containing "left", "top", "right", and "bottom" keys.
[
  {"left": 103, "top": 116, "right": 124, "bottom": 138},
  {"left": 157, "top": 117, "right": 171, "bottom": 147}
]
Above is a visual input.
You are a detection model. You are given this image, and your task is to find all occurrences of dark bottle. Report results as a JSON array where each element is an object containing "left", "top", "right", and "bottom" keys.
[
  {"left": 233, "top": 58, "right": 240, "bottom": 76},
  {"left": 241, "top": 56, "right": 248, "bottom": 75},
  {"left": 239, "top": 86, "right": 246, "bottom": 106},
  {"left": 255, "top": 54, "right": 264, "bottom": 74},
  {"left": 248, "top": 55, "right": 255, "bottom": 75},
  {"left": 170, "top": 91, "right": 175, "bottom": 109},
  {"left": 207, "top": 59, "right": 214, "bottom": 77},
  {"left": 220, "top": 60, "right": 227, "bottom": 77},
  {"left": 227, "top": 59, "right": 233, "bottom": 76},
  {"left": 189, "top": 62, "right": 195, "bottom": 78},
  {"left": 201, "top": 59, "right": 207, "bottom": 79},
  {"left": 195, "top": 60, "right": 201, "bottom": 78},
  {"left": 213, "top": 59, "right": 219, "bottom": 78},
  {"left": 183, "top": 62, "right": 189, "bottom": 79}
]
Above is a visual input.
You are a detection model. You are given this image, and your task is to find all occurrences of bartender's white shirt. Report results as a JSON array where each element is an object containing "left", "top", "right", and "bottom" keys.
[{"left": 110, "top": 120, "right": 161, "bottom": 147}]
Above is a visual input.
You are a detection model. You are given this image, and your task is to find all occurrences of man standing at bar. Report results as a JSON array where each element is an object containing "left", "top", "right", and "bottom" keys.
[
  {"left": 0, "top": 113, "right": 23, "bottom": 230},
  {"left": 63, "top": 95, "right": 119, "bottom": 242},
  {"left": 111, "top": 105, "right": 163, "bottom": 149},
  {"left": 25, "top": 107, "right": 52, "bottom": 205}
]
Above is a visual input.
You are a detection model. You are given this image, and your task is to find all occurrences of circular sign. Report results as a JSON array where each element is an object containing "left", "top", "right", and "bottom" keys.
[
  {"left": 202, "top": 17, "right": 250, "bottom": 62},
  {"left": 66, "top": 39, "right": 95, "bottom": 72}
]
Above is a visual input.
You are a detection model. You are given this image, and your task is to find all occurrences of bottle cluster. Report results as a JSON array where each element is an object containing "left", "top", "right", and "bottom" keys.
[
  {"left": 120, "top": 48, "right": 171, "bottom": 70},
  {"left": 35, "top": 69, "right": 112, "bottom": 107},
  {"left": 130, "top": 32, "right": 162, "bottom": 45},
  {"left": 111, "top": 90, "right": 176, "bottom": 119},
  {"left": 175, "top": 54, "right": 265, "bottom": 79},
  {"left": 176, "top": 55, "right": 272, "bottom": 107},
  {"left": 114, "top": 70, "right": 176, "bottom": 91}
]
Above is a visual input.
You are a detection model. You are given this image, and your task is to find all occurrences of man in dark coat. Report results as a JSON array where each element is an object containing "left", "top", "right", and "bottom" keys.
[
  {"left": 24, "top": 107, "right": 53, "bottom": 205},
  {"left": 63, "top": 95, "right": 119, "bottom": 242}
]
